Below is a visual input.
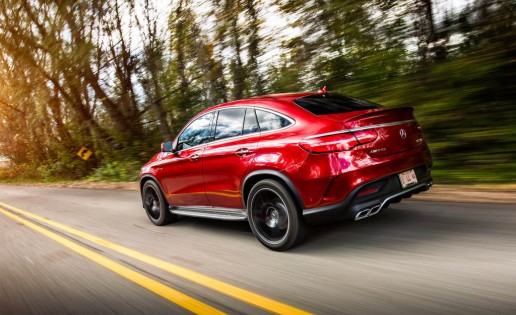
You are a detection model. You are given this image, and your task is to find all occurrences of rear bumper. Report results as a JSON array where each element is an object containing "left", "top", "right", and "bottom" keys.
[{"left": 302, "top": 163, "right": 433, "bottom": 224}]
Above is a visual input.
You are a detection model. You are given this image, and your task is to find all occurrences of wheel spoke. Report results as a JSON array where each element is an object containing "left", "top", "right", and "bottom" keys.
[
  {"left": 258, "top": 193, "right": 268, "bottom": 206},
  {"left": 144, "top": 187, "right": 161, "bottom": 220},
  {"left": 251, "top": 188, "right": 289, "bottom": 244},
  {"left": 275, "top": 202, "right": 288, "bottom": 229}
]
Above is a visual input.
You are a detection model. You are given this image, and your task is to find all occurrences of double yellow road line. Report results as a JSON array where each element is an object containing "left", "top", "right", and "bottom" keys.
[{"left": 0, "top": 201, "right": 311, "bottom": 315}]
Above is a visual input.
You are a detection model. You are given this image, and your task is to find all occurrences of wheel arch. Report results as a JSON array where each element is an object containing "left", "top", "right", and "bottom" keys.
[
  {"left": 242, "top": 170, "right": 305, "bottom": 210},
  {"left": 140, "top": 174, "right": 166, "bottom": 205}
]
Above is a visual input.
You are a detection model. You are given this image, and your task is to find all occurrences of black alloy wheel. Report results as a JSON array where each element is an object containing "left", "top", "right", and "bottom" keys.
[
  {"left": 142, "top": 180, "right": 177, "bottom": 225},
  {"left": 248, "top": 179, "right": 310, "bottom": 251}
]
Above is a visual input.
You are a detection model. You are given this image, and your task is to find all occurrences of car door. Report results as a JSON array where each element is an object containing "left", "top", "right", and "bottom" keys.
[
  {"left": 160, "top": 112, "right": 215, "bottom": 206},
  {"left": 203, "top": 108, "right": 260, "bottom": 209}
]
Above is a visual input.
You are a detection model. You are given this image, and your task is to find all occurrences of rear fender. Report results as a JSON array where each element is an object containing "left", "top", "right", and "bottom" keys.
[{"left": 241, "top": 170, "right": 305, "bottom": 210}]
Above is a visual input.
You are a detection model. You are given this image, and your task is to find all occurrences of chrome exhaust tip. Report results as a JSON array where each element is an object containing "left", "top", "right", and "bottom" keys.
[
  {"left": 354, "top": 204, "right": 382, "bottom": 221},
  {"left": 368, "top": 204, "right": 382, "bottom": 216},
  {"left": 355, "top": 208, "right": 371, "bottom": 221}
]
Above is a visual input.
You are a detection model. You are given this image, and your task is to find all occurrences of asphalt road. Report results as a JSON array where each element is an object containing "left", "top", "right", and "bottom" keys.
[{"left": 0, "top": 185, "right": 515, "bottom": 315}]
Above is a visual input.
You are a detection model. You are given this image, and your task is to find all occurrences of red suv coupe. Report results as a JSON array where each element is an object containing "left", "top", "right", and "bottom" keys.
[{"left": 140, "top": 90, "right": 433, "bottom": 251}]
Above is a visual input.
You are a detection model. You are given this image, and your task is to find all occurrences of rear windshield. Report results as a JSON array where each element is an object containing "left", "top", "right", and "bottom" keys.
[{"left": 294, "top": 94, "right": 382, "bottom": 115}]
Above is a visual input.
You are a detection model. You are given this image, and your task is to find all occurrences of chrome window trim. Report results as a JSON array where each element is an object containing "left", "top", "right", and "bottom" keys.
[
  {"left": 213, "top": 107, "right": 247, "bottom": 142},
  {"left": 205, "top": 127, "right": 262, "bottom": 147},
  {"left": 176, "top": 111, "right": 216, "bottom": 150},
  {"left": 304, "top": 119, "right": 416, "bottom": 139},
  {"left": 174, "top": 105, "right": 296, "bottom": 152},
  {"left": 254, "top": 107, "right": 295, "bottom": 133}
]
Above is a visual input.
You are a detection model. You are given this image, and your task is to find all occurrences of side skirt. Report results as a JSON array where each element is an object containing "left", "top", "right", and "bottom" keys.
[{"left": 169, "top": 205, "right": 247, "bottom": 221}]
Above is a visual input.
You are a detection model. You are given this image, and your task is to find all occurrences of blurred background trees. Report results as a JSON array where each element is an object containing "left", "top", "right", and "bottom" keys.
[{"left": 0, "top": 0, "right": 514, "bottom": 182}]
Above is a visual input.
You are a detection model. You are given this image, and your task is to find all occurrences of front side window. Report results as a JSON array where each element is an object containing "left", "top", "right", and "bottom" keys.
[
  {"left": 177, "top": 112, "right": 214, "bottom": 150},
  {"left": 214, "top": 108, "right": 246, "bottom": 140},
  {"left": 256, "top": 109, "right": 291, "bottom": 132}
]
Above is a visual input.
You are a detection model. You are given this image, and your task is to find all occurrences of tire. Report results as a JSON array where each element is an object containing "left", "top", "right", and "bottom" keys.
[
  {"left": 247, "top": 179, "right": 310, "bottom": 251},
  {"left": 142, "top": 180, "right": 178, "bottom": 225}
]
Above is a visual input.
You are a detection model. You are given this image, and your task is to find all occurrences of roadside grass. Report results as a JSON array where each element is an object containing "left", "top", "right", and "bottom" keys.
[
  {"left": 86, "top": 161, "right": 140, "bottom": 182},
  {"left": 1, "top": 159, "right": 515, "bottom": 187},
  {"left": 0, "top": 160, "right": 140, "bottom": 183},
  {"left": 2, "top": 171, "right": 516, "bottom": 191},
  {"left": 430, "top": 164, "right": 516, "bottom": 185}
]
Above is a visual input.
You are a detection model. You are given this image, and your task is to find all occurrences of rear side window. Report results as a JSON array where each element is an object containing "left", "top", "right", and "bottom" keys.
[
  {"left": 294, "top": 94, "right": 382, "bottom": 115},
  {"left": 214, "top": 108, "right": 246, "bottom": 140},
  {"left": 256, "top": 110, "right": 291, "bottom": 132},
  {"left": 243, "top": 109, "right": 259, "bottom": 135},
  {"left": 177, "top": 112, "right": 215, "bottom": 150}
]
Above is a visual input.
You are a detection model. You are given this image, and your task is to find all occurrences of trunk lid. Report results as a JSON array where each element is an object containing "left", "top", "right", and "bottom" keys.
[{"left": 321, "top": 107, "right": 425, "bottom": 157}]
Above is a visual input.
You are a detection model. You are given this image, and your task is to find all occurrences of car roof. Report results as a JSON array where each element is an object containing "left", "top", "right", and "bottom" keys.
[
  {"left": 249, "top": 92, "right": 318, "bottom": 102},
  {"left": 200, "top": 92, "right": 318, "bottom": 112}
]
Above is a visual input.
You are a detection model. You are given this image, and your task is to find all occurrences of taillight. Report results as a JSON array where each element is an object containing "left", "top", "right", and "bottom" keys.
[
  {"left": 299, "top": 133, "right": 359, "bottom": 153},
  {"left": 353, "top": 129, "right": 378, "bottom": 144},
  {"left": 299, "top": 129, "right": 378, "bottom": 153}
]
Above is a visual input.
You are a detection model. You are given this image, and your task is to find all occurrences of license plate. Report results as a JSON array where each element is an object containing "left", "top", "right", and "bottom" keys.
[{"left": 398, "top": 169, "right": 418, "bottom": 188}]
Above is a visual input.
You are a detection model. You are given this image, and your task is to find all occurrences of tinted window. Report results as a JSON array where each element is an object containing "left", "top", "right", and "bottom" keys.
[
  {"left": 214, "top": 108, "right": 246, "bottom": 140},
  {"left": 177, "top": 112, "right": 214, "bottom": 150},
  {"left": 294, "top": 94, "right": 382, "bottom": 115},
  {"left": 243, "top": 108, "right": 259, "bottom": 135},
  {"left": 256, "top": 110, "right": 291, "bottom": 132}
]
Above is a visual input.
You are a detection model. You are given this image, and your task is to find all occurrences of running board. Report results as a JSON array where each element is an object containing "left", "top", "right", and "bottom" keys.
[{"left": 169, "top": 206, "right": 247, "bottom": 221}]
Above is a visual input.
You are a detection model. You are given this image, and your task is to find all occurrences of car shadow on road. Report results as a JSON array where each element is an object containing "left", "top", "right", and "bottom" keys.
[
  {"left": 156, "top": 201, "right": 512, "bottom": 254},
  {"left": 172, "top": 216, "right": 253, "bottom": 234},
  {"left": 291, "top": 201, "right": 512, "bottom": 254}
]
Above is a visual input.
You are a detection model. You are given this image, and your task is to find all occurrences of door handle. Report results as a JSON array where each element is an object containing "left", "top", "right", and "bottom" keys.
[
  {"left": 189, "top": 154, "right": 200, "bottom": 161},
  {"left": 235, "top": 148, "right": 249, "bottom": 156}
]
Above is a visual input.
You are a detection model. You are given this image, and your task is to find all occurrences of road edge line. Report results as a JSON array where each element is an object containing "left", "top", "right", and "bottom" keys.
[
  {"left": 0, "top": 201, "right": 312, "bottom": 315},
  {"left": 0, "top": 206, "right": 226, "bottom": 315}
]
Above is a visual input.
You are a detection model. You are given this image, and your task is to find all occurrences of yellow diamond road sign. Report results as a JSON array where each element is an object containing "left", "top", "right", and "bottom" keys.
[{"left": 77, "top": 146, "right": 93, "bottom": 161}]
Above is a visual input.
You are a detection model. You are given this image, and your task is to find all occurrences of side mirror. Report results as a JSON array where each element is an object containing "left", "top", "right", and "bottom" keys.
[{"left": 161, "top": 140, "right": 174, "bottom": 152}]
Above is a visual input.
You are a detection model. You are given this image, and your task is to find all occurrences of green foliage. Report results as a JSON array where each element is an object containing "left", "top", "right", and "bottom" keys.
[
  {"left": 0, "top": 0, "right": 514, "bottom": 184},
  {"left": 87, "top": 161, "right": 141, "bottom": 182},
  {"left": 269, "top": 0, "right": 516, "bottom": 183},
  {"left": 0, "top": 159, "right": 88, "bottom": 182}
]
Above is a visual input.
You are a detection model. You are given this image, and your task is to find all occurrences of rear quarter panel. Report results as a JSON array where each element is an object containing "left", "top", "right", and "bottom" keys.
[{"left": 244, "top": 101, "right": 345, "bottom": 209}]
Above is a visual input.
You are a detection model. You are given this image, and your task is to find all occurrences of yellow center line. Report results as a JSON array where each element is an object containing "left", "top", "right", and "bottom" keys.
[
  {"left": 0, "top": 207, "right": 225, "bottom": 315},
  {"left": 0, "top": 201, "right": 312, "bottom": 315}
]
